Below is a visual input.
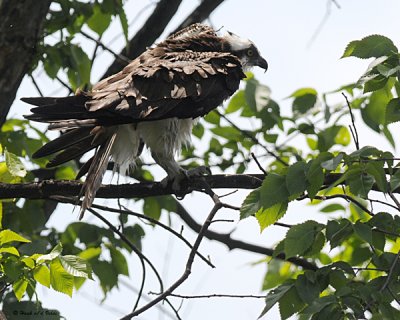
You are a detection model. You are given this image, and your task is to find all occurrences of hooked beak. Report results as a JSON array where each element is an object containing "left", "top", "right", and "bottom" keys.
[{"left": 257, "top": 56, "right": 268, "bottom": 72}]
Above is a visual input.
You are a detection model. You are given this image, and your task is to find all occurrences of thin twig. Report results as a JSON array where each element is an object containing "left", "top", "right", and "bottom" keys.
[
  {"left": 301, "top": 194, "right": 374, "bottom": 216},
  {"left": 216, "top": 110, "right": 288, "bottom": 166},
  {"left": 90, "top": 34, "right": 102, "bottom": 68},
  {"left": 274, "top": 222, "right": 292, "bottom": 228},
  {"left": 388, "top": 190, "right": 400, "bottom": 211},
  {"left": 150, "top": 292, "right": 267, "bottom": 299},
  {"left": 109, "top": 204, "right": 214, "bottom": 267},
  {"left": 56, "top": 76, "right": 73, "bottom": 94},
  {"left": 251, "top": 152, "right": 267, "bottom": 175},
  {"left": 87, "top": 208, "right": 161, "bottom": 313},
  {"left": 342, "top": 92, "right": 360, "bottom": 150},
  {"left": 379, "top": 250, "right": 400, "bottom": 293},
  {"left": 30, "top": 75, "right": 44, "bottom": 97},
  {"left": 81, "top": 30, "right": 131, "bottom": 64},
  {"left": 120, "top": 192, "right": 223, "bottom": 319}
]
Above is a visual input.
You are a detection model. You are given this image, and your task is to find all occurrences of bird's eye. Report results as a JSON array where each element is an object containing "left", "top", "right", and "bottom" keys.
[{"left": 247, "top": 49, "right": 254, "bottom": 57}]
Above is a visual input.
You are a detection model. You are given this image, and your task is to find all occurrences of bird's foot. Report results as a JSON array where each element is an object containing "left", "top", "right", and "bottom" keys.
[{"left": 160, "top": 166, "right": 211, "bottom": 192}]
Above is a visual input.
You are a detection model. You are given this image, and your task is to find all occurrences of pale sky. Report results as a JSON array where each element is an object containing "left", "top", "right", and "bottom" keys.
[{"left": 11, "top": 1, "right": 400, "bottom": 319}]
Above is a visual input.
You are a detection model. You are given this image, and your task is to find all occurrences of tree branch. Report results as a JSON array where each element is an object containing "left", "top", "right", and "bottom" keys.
[
  {"left": 0, "top": 174, "right": 264, "bottom": 200},
  {"left": 173, "top": 201, "right": 318, "bottom": 271},
  {"left": 171, "top": 0, "right": 226, "bottom": 34},
  {"left": 0, "top": 0, "right": 51, "bottom": 127},
  {"left": 120, "top": 190, "right": 223, "bottom": 319}
]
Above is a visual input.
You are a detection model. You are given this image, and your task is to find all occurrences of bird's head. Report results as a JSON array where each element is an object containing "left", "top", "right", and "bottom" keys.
[{"left": 223, "top": 31, "right": 268, "bottom": 72}]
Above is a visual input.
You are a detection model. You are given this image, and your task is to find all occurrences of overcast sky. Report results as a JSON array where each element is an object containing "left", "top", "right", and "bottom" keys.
[{"left": 12, "top": 1, "right": 400, "bottom": 319}]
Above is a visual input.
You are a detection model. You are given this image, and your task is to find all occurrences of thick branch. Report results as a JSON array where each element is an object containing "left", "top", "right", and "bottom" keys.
[
  {"left": 0, "top": 174, "right": 263, "bottom": 200},
  {"left": 0, "top": 0, "right": 51, "bottom": 126},
  {"left": 171, "top": 0, "right": 226, "bottom": 34},
  {"left": 173, "top": 201, "right": 318, "bottom": 271}
]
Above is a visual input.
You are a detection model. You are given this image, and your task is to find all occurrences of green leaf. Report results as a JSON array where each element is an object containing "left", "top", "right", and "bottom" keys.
[
  {"left": 50, "top": 258, "right": 74, "bottom": 297},
  {"left": 59, "top": 255, "right": 92, "bottom": 279},
  {"left": 226, "top": 90, "right": 246, "bottom": 114},
  {"left": 317, "top": 126, "right": 342, "bottom": 152},
  {"left": 240, "top": 189, "right": 261, "bottom": 219},
  {"left": 295, "top": 274, "right": 320, "bottom": 304},
  {"left": 329, "top": 269, "right": 347, "bottom": 290},
  {"left": 87, "top": 4, "right": 112, "bottom": 35},
  {"left": 33, "top": 265, "right": 51, "bottom": 288},
  {"left": 371, "top": 230, "right": 385, "bottom": 251},
  {"left": 259, "top": 174, "right": 289, "bottom": 209},
  {"left": 284, "top": 221, "right": 323, "bottom": 258},
  {"left": 259, "top": 281, "right": 294, "bottom": 318},
  {"left": 390, "top": 170, "right": 400, "bottom": 191},
  {"left": 326, "top": 219, "right": 353, "bottom": 248},
  {"left": 192, "top": 122, "right": 204, "bottom": 139},
  {"left": 110, "top": 247, "right": 129, "bottom": 276},
  {"left": 69, "top": 45, "right": 91, "bottom": 89},
  {"left": 385, "top": 98, "right": 400, "bottom": 124},
  {"left": 262, "top": 260, "right": 294, "bottom": 290},
  {"left": 361, "top": 87, "right": 392, "bottom": 131},
  {"left": 117, "top": 5, "right": 129, "bottom": 45},
  {"left": 320, "top": 203, "right": 346, "bottom": 213},
  {"left": 286, "top": 161, "right": 307, "bottom": 198},
  {"left": 0, "top": 230, "right": 30, "bottom": 245},
  {"left": 334, "top": 126, "right": 351, "bottom": 146},
  {"left": 92, "top": 260, "right": 118, "bottom": 292},
  {"left": 290, "top": 88, "right": 317, "bottom": 115},
  {"left": 12, "top": 278, "right": 28, "bottom": 301},
  {"left": 143, "top": 197, "right": 162, "bottom": 221},
  {"left": 244, "top": 78, "right": 258, "bottom": 113},
  {"left": 55, "top": 166, "right": 76, "bottom": 180},
  {"left": 321, "top": 153, "right": 343, "bottom": 171},
  {"left": 256, "top": 202, "right": 288, "bottom": 232},
  {"left": 279, "top": 286, "right": 305, "bottom": 320},
  {"left": 78, "top": 247, "right": 102, "bottom": 261},
  {"left": 366, "top": 161, "right": 388, "bottom": 192},
  {"left": 301, "top": 295, "right": 337, "bottom": 314},
  {"left": 5, "top": 149, "right": 26, "bottom": 177},
  {"left": 342, "top": 35, "right": 398, "bottom": 59},
  {"left": 204, "top": 110, "right": 220, "bottom": 125},
  {"left": 349, "top": 146, "right": 381, "bottom": 158},
  {"left": 0, "top": 246, "right": 20, "bottom": 256},
  {"left": 306, "top": 157, "right": 327, "bottom": 199},
  {"left": 0, "top": 201, "right": 2, "bottom": 229},
  {"left": 353, "top": 221, "right": 372, "bottom": 244},
  {"left": 347, "top": 172, "right": 375, "bottom": 198},
  {"left": 37, "top": 243, "right": 63, "bottom": 263},
  {"left": 211, "top": 126, "right": 241, "bottom": 140}
]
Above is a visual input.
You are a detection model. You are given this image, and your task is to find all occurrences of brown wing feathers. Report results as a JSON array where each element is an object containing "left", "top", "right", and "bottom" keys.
[{"left": 23, "top": 23, "right": 246, "bottom": 218}]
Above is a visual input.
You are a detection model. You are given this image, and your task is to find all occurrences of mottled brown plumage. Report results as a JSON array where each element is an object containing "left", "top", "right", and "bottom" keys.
[{"left": 23, "top": 23, "right": 268, "bottom": 218}]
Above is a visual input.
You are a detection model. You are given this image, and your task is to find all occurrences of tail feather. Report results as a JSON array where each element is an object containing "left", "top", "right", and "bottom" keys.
[
  {"left": 79, "top": 132, "right": 117, "bottom": 219},
  {"left": 33, "top": 128, "right": 92, "bottom": 158},
  {"left": 46, "top": 138, "right": 95, "bottom": 168},
  {"left": 22, "top": 95, "right": 121, "bottom": 218},
  {"left": 22, "top": 95, "right": 91, "bottom": 124}
]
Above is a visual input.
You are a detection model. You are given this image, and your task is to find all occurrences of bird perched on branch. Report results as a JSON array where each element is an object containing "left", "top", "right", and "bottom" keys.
[{"left": 23, "top": 23, "right": 268, "bottom": 219}]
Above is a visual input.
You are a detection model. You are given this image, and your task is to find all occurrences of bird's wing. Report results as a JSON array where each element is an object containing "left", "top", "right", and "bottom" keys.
[{"left": 85, "top": 50, "right": 246, "bottom": 121}]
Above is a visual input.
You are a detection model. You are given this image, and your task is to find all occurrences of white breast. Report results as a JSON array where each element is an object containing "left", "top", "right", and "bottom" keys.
[{"left": 111, "top": 118, "right": 194, "bottom": 174}]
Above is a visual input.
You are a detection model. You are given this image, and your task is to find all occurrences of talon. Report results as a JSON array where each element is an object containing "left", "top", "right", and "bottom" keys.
[{"left": 186, "top": 165, "right": 211, "bottom": 178}]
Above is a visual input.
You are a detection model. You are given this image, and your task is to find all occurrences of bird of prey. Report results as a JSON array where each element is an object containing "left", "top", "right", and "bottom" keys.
[{"left": 23, "top": 23, "right": 268, "bottom": 218}]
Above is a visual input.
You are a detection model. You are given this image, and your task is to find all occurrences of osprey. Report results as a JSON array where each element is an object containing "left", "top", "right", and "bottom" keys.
[{"left": 23, "top": 23, "right": 268, "bottom": 218}]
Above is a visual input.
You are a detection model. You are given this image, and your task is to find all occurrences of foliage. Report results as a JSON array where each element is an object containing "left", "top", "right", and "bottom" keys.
[{"left": 2, "top": 1, "right": 400, "bottom": 318}]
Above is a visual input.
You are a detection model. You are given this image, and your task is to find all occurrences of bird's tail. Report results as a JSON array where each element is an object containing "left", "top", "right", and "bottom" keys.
[
  {"left": 78, "top": 131, "right": 117, "bottom": 219},
  {"left": 22, "top": 95, "right": 117, "bottom": 219}
]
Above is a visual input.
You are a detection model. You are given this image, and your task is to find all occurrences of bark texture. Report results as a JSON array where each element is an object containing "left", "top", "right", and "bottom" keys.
[{"left": 0, "top": 0, "right": 51, "bottom": 126}]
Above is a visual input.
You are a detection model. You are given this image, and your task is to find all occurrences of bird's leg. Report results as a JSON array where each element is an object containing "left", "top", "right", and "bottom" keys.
[{"left": 151, "top": 151, "right": 210, "bottom": 191}]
